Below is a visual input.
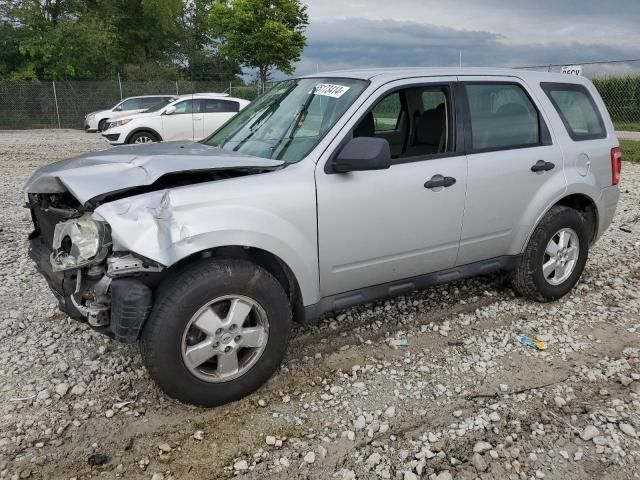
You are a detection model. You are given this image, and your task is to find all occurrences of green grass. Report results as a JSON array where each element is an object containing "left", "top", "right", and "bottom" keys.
[
  {"left": 614, "top": 121, "right": 640, "bottom": 132},
  {"left": 620, "top": 139, "right": 640, "bottom": 162}
]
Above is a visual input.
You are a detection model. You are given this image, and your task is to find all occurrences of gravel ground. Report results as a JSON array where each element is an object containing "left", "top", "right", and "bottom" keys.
[{"left": 1, "top": 130, "right": 639, "bottom": 480}]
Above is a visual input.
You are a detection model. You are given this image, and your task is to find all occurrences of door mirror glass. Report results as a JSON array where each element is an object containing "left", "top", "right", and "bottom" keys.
[
  {"left": 333, "top": 137, "right": 391, "bottom": 173},
  {"left": 114, "top": 106, "right": 122, "bottom": 111},
  {"left": 164, "top": 105, "right": 176, "bottom": 115}
]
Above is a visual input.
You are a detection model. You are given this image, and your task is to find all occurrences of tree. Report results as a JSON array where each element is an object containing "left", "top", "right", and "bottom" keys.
[
  {"left": 209, "top": 0, "right": 308, "bottom": 88},
  {"left": 175, "top": 0, "right": 242, "bottom": 81}
]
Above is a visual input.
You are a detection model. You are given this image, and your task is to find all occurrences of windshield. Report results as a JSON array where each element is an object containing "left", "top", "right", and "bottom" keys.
[
  {"left": 205, "top": 78, "right": 368, "bottom": 163},
  {"left": 145, "top": 98, "right": 175, "bottom": 113}
]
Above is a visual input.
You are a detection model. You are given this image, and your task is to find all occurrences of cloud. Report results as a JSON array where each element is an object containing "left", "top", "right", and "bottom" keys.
[{"left": 293, "top": 15, "right": 640, "bottom": 77}]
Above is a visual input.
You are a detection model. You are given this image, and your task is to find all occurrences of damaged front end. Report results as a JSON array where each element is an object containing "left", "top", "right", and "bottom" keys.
[
  {"left": 24, "top": 141, "right": 287, "bottom": 343},
  {"left": 27, "top": 192, "right": 163, "bottom": 342}
]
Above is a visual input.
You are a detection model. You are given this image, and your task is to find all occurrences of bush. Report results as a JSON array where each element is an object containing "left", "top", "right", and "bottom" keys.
[{"left": 593, "top": 76, "right": 640, "bottom": 127}]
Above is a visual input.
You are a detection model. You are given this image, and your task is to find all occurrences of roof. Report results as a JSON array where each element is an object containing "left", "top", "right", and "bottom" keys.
[
  {"left": 299, "top": 67, "right": 587, "bottom": 85},
  {"left": 174, "top": 93, "right": 248, "bottom": 102},
  {"left": 125, "top": 94, "right": 175, "bottom": 99}
]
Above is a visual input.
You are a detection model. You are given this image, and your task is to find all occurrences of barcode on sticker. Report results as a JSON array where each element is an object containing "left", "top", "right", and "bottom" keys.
[{"left": 314, "top": 84, "right": 350, "bottom": 98}]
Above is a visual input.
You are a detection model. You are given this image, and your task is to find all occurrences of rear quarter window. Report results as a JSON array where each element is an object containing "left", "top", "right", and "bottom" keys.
[{"left": 541, "top": 83, "right": 606, "bottom": 141}]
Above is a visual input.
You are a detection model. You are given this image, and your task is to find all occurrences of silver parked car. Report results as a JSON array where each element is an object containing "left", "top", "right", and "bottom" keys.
[{"left": 25, "top": 68, "right": 621, "bottom": 406}]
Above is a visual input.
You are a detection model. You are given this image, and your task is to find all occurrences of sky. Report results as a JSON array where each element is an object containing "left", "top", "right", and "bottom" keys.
[{"left": 294, "top": 0, "right": 640, "bottom": 75}]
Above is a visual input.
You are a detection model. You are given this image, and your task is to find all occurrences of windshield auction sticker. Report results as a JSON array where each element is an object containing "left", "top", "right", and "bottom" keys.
[{"left": 314, "top": 84, "right": 351, "bottom": 98}]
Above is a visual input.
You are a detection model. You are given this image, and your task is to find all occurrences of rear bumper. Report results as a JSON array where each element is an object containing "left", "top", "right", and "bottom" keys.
[{"left": 595, "top": 185, "right": 620, "bottom": 241}]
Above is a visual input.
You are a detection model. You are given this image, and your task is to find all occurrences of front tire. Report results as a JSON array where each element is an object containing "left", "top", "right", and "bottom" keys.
[
  {"left": 140, "top": 259, "right": 291, "bottom": 407},
  {"left": 511, "top": 206, "right": 589, "bottom": 302},
  {"left": 128, "top": 131, "right": 158, "bottom": 144},
  {"left": 98, "top": 119, "right": 107, "bottom": 132}
]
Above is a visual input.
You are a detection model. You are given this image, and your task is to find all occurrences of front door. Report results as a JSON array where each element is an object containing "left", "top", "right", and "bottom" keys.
[
  {"left": 455, "top": 78, "right": 567, "bottom": 265},
  {"left": 162, "top": 99, "right": 204, "bottom": 141},
  {"left": 315, "top": 79, "right": 468, "bottom": 297}
]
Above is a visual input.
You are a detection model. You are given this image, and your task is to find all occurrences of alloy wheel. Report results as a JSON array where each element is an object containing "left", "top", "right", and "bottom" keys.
[
  {"left": 542, "top": 228, "right": 580, "bottom": 286},
  {"left": 181, "top": 295, "right": 269, "bottom": 383}
]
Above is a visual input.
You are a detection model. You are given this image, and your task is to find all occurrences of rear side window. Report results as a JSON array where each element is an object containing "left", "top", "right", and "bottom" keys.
[
  {"left": 541, "top": 83, "right": 606, "bottom": 141},
  {"left": 203, "top": 99, "right": 240, "bottom": 113},
  {"left": 464, "top": 83, "right": 542, "bottom": 151}
]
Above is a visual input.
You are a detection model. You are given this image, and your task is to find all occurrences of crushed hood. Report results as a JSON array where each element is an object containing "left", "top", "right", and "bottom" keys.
[{"left": 24, "top": 141, "right": 284, "bottom": 205}]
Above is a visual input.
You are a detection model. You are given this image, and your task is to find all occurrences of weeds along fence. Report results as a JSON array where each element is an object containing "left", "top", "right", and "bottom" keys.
[
  {"left": 592, "top": 77, "right": 640, "bottom": 131},
  {"left": 0, "top": 80, "right": 263, "bottom": 130}
]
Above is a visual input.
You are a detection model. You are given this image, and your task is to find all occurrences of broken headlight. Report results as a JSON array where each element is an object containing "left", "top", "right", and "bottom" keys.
[{"left": 50, "top": 214, "right": 111, "bottom": 271}]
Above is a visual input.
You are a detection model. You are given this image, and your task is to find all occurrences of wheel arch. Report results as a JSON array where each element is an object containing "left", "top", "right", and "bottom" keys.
[
  {"left": 164, "top": 246, "right": 306, "bottom": 324},
  {"left": 125, "top": 127, "right": 163, "bottom": 144},
  {"left": 517, "top": 191, "right": 599, "bottom": 255}
]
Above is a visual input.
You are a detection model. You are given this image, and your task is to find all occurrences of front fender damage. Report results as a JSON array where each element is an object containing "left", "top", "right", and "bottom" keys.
[{"left": 95, "top": 189, "right": 192, "bottom": 266}]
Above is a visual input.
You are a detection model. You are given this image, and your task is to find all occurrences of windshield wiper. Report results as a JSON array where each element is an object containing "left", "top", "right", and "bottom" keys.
[
  {"left": 269, "top": 86, "right": 317, "bottom": 159},
  {"left": 220, "top": 83, "right": 297, "bottom": 149}
]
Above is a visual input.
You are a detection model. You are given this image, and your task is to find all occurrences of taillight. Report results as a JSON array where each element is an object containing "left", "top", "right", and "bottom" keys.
[{"left": 611, "top": 147, "right": 622, "bottom": 185}]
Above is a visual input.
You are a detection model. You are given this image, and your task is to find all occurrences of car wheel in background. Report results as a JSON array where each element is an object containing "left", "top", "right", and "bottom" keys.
[{"left": 128, "top": 131, "right": 158, "bottom": 144}]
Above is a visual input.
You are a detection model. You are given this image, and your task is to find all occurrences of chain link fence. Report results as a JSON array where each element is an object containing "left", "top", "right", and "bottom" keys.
[
  {"left": 518, "top": 59, "right": 640, "bottom": 131},
  {"left": 2, "top": 61, "right": 640, "bottom": 130},
  {"left": 0, "top": 79, "right": 265, "bottom": 130}
]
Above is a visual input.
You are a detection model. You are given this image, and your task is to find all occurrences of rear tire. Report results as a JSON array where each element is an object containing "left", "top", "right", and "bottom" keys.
[
  {"left": 128, "top": 131, "right": 158, "bottom": 144},
  {"left": 140, "top": 258, "right": 291, "bottom": 407},
  {"left": 511, "top": 206, "right": 589, "bottom": 302}
]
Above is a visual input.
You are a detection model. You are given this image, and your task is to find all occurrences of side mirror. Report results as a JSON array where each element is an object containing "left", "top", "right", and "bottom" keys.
[
  {"left": 332, "top": 137, "right": 391, "bottom": 173},
  {"left": 114, "top": 106, "right": 123, "bottom": 111},
  {"left": 164, "top": 105, "right": 176, "bottom": 115}
]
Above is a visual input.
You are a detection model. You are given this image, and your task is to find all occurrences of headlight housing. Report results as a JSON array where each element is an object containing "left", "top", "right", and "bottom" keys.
[
  {"left": 50, "top": 214, "right": 111, "bottom": 271},
  {"left": 108, "top": 118, "right": 132, "bottom": 129},
  {"left": 87, "top": 113, "right": 96, "bottom": 120}
]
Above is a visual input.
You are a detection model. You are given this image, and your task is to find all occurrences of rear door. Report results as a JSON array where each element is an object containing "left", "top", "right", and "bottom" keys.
[
  {"left": 456, "top": 77, "right": 566, "bottom": 265},
  {"left": 161, "top": 99, "right": 204, "bottom": 141},
  {"left": 202, "top": 99, "right": 241, "bottom": 136}
]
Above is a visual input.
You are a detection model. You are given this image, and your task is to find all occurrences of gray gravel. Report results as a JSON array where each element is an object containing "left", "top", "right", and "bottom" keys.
[{"left": 1, "top": 130, "right": 639, "bottom": 479}]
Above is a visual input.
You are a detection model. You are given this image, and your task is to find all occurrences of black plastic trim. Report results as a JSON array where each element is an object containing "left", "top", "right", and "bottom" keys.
[
  {"left": 110, "top": 278, "right": 153, "bottom": 343},
  {"left": 540, "top": 82, "right": 607, "bottom": 142},
  {"left": 302, "top": 255, "right": 520, "bottom": 324}
]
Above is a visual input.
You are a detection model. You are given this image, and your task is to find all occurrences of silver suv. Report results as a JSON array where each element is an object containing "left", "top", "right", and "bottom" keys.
[{"left": 25, "top": 68, "right": 621, "bottom": 407}]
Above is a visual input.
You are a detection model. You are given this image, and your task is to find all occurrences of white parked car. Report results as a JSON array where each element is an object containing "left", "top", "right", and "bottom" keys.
[
  {"left": 84, "top": 95, "right": 175, "bottom": 132},
  {"left": 101, "top": 94, "right": 250, "bottom": 145}
]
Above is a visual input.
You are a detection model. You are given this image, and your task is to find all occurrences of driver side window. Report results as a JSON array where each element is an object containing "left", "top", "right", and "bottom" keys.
[
  {"left": 117, "top": 98, "right": 141, "bottom": 111},
  {"left": 173, "top": 100, "right": 201, "bottom": 114},
  {"left": 353, "top": 85, "right": 453, "bottom": 160}
]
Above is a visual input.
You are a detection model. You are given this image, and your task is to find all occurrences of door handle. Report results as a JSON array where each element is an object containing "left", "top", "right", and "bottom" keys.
[
  {"left": 531, "top": 160, "right": 555, "bottom": 173},
  {"left": 424, "top": 175, "right": 456, "bottom": 189}
]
